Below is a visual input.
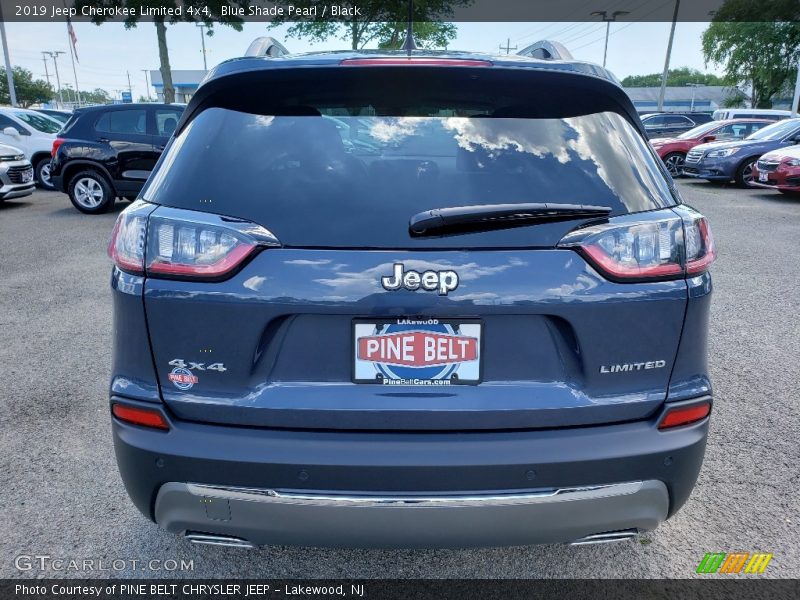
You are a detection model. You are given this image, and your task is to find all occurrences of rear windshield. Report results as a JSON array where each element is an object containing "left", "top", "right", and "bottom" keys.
[{"left": 143, "top": 108, "right": 676, "bottom": 248}]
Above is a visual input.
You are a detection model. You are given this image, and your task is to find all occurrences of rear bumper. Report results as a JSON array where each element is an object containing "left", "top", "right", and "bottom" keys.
[
  {"left": 112, "top": 396, "right": 710, "bottom": 547},
  {"left": 156, "top": 480, "right": 668, "bottom": 548}
]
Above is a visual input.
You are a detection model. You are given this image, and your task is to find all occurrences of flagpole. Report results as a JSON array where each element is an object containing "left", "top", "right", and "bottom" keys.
[{"left": 66, "top": 18, "right": 81, "bottom": 105}]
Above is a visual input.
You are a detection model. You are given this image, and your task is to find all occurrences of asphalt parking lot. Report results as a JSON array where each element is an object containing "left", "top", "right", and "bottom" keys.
[{"left": 1, "top": 181, "right": 798, "bottom": 579}]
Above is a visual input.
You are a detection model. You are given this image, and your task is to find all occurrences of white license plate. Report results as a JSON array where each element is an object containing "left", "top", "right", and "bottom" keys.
[
  {"left": 353, "top": 319, "right": 482, "bottom": 385},
  {"left": 758, "top": 171, "right": 768, "bottom": 182}
]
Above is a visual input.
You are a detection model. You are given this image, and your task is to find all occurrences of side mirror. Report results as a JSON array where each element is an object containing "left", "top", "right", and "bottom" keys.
[
  {"left": 2, "top": 126, "right": 19, "bottom": 137},
  {"left": 702, "top": 135, "right": 716, "bottom": 143}
]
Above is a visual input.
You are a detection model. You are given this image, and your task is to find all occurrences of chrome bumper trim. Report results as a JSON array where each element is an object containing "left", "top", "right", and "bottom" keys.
[{"left": 186, "top": 481, "right": 643, "bottom": 508}]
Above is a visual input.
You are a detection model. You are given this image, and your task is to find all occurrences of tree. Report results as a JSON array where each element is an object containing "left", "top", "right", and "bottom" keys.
[
  {"left": 81, "top": 88, "right": 114, "bottom": 105},
  {"left": 702, "top": 1, "right": 800, "bottom": 108},
  {"left": 268, "top": 1, "right": 468, "bottom": 50},
  {"left": 0, "top": 67, "right": 53, "bottom": 107},
  {"left": 621, "top": 67, "right": 731, "bottom": 88},
  {"left": 73, "top": 1, "right": 251, "bottom": 103}
]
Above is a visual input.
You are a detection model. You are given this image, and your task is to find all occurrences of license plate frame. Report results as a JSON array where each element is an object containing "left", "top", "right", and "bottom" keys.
[
  {"left": 352, "top": 318, "right": 483, "bottom": 386},
  {"left": 758, "top": 171, "right": 768, "bottom": 183}
]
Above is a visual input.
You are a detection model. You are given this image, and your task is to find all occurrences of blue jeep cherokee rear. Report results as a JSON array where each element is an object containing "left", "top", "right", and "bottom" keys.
[{"left": 107, "top": 50, "right": 715, "bottom": 549}]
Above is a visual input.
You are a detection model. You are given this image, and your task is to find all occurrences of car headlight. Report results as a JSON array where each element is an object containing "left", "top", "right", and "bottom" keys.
[
  {"left": 785, "top": 158, "right": 800, "bottom": 167},
  {"left": 706, "top": 148, "right": 740, "bottom": 158}
]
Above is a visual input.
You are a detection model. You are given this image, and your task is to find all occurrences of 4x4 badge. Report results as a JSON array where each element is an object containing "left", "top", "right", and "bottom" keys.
[{"left": 381, "top": 263, "right": 459, "bottom": 296}]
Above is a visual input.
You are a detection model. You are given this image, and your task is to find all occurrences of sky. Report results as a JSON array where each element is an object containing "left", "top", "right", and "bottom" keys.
[{"left": 2, "top": 20, "right": 719, "bottom": 101}]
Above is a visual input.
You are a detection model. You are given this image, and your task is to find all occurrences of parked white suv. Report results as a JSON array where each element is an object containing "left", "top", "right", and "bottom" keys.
[{"left": 0, "top": 108, "right": 61, "bottom": 189}]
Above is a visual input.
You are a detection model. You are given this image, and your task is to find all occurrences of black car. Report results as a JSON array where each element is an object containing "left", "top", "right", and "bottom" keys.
[
  {"left": 51, "top": 103, "right": 183, "bottom": 214},
  {"left": 641, "top": 112, "right": 713, "bottom": 139}
]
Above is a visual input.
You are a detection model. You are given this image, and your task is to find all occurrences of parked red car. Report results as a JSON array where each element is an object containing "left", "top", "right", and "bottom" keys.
[
  {"left": 752, "top": 145, "right": 800, "bottom": 194},
  {"left": 650, "top": 119, "right": 772, "bottom": 177}
]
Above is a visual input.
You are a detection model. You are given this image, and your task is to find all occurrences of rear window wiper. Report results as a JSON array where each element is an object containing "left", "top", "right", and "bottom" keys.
[{"left": 409, "top": 203, "right": 613, "bottom": 238}]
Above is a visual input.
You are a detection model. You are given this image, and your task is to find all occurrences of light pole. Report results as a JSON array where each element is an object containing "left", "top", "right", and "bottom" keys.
[
  {"left": 46, "top": 51, "right": 66, "bottom": 105},
  {"left": 658, "top": 0, "right": 681, "bottom": 111},
  {"left": 41, "top": 52, "right": 51, "bottom": 88},
  {"left": 590, "top": 10, "right": 629, "bottom": 68},
  {"left": 141, "top": 69, "right": 151, "bottom": 101},
  {"left": 0, "top": 4, "right": 17, "bottom": 107},
  {"left": 686, "top": 83, "right": 704, "bottom": 112},
  {"left": 196, "top": 23, "right": 208, "bottom": 71}
]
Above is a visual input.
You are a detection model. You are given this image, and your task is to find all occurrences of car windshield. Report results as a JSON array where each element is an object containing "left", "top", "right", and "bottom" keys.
[
  {"left": 678, "top": 122, "right": 720, "bottom": 139},
  {"left": 746, "top": 119, "right": 800, "bottom": 141},
  {"left": 14, "top": 111, "right": 61, "bottom": 133}
]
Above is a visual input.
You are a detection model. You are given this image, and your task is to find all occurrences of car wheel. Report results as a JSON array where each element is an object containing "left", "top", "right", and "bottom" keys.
[
  {"left": 35, "top": 158, "right": 56, "bottom": 190},
  {"left": 68, "top": 171, "right": 115, "bottom": 214},
  {"left": 663, "top": 152, "right": 686, "bottom": 178},
  {"left": 735, "top": 158, "right": 757, "bottom": 188}
]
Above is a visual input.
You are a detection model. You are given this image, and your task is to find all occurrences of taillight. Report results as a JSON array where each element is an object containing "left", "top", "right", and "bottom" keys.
[
  {"left": 684, "top": 214, "right": 716, "bottom": 275},
  {"left": 51, "top": 137, "right": 65, "bottom": 157},
  {"left": 558, "top": 207, "right": 715, "bottom": 282},
  {"left": 108, "top": 202, "right": 150, "bottom": 274},
  {"left": 658, "top": 401, "right": 711, "bottom": 430},
  {"left": 112, "top": 403, "right": 170, "bottom": 430},
  {"left": 108, "top": 202, "right": 280, "bottom": 280}
]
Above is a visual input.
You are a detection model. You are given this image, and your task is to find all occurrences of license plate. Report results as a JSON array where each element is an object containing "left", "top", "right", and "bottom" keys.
[
  {"left": 758, "top": 171, "right": 768, "bottom": 182},
  {"left": 21, "top": 168, "right": 33, "bottom": 183},
  {"left": 353, "top": 318, "right": 482, "bottom": 385}
]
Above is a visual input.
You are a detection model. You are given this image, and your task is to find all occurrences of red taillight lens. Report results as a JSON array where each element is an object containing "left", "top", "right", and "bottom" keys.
[
  {"left": 339, "top": 58, "right": 493, "bottom": 67},
  {"left": 51, "top": 137, "right": 65, "bottom": 157},
  {"left": 112, "top": 403, "right": 170, "bottom": 430},
  {"left": 108, "top": 206, "right": 148, "bottom": 274},
  {"left": 684, "top": 216, "right": 716, "bottom": 275},
  {"left": 658, "top": 401, "right": 711, "bottom": 430}
]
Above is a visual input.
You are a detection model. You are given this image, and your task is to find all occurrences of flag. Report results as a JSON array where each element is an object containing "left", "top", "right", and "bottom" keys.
[{"left": 67, "top": 17, "right": 78, "bottom": 62}]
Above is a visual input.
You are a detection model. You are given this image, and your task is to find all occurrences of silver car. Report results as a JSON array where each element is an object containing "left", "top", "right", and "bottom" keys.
[{"left": 0, "top": 143, "right": 35, "bottom": 202}]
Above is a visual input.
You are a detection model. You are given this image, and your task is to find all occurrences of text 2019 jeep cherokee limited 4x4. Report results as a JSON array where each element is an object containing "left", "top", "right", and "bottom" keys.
[{"left": 107, "top": 49, "right": 715, "bottom": 549}]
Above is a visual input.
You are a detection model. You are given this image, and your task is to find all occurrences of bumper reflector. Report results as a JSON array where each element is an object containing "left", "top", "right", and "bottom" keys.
[
  {"left": 112, "top": 403, "right": 170, "bottom": 430},
  {"left": 658, "top": 402, "right": 711, "bottom": 430}
]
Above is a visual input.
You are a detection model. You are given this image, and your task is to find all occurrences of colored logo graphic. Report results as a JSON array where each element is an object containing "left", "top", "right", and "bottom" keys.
[
  {"left": 354, "top": 321, "right": 481, "bottom": 383},
  {"left": 696, "top": 552, "right": 773, "bottom": 574},
  {"left": 168, "top": 367, "right": 198, "bottom": 391}
]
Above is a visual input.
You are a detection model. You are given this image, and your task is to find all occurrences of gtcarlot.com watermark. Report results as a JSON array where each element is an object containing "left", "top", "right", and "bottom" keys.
[{"left": 15, "top": 554, "right": 194, "bottom": 572}]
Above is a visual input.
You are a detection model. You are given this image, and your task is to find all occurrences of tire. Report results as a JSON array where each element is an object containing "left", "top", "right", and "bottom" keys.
[
  {"left": 34, "top": 157, "right": 56, "bottom": 190},
  {"left": 734, "top": 158, "right": 757, "bottom": 188},
  {"left": 67, "top": 170, "right": 115, "bottom": 214},
  {"left": 663, "top": 152, "right": 686, "bottom": 178}
]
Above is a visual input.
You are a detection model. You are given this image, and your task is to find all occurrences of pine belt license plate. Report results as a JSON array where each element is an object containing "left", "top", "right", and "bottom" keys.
[{"left": 353, "top": 318, "right": 482, "bottom": 386}]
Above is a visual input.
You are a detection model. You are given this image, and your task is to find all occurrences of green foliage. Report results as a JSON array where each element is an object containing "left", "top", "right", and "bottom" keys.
[
  {"left": 81, "top": 88, "right": 114, "bottom": 104},
  {"left": 0, "top": 67, "right": 54, "bottom": 107},
  {"left": 702, "top": 1, "right": 800, "bottom": 108},
  {"left": 621, "top": 67, "right": 731, "bottom": 88},
  {"left": 72, "top": 1, "right": 252, "bottom": 102},
  {"left": 268, "top": 1, "right": 468, "bottom": 50}
]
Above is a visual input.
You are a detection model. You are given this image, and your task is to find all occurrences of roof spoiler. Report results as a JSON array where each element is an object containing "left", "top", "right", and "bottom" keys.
[
  {"left": 517, "top": 40, "right": 573, "bottom": 60},
  {"left": 244, "top": 37, "right": 290, "bottom": 58}
]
